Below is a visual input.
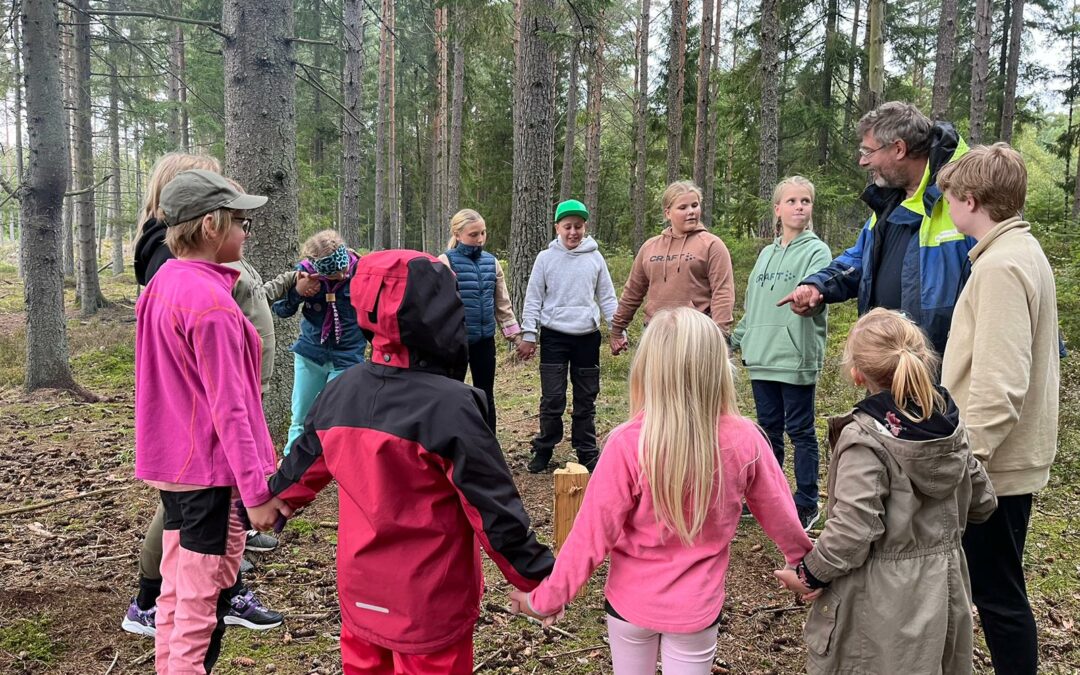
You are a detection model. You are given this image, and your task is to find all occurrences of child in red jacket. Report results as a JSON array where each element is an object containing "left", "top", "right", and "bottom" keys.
[{"left": 268, "top": 250, "right": 554, "bottom": 674}]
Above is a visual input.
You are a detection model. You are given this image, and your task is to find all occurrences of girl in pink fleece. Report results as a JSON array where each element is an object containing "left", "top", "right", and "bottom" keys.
[
  {"left": 134, "top": 169, "right": 291, "bottom": 674},
  {"left": 511, "top": 307, "right": 812, "bottom": 674}
]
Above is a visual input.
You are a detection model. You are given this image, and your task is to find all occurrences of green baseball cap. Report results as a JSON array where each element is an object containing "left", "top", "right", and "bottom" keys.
[
  {"left": 160, "top": 169, "right": 268, "bottom": 226},
  {"left": 554, "top": 199, "right": 589, "bottom": 223}
]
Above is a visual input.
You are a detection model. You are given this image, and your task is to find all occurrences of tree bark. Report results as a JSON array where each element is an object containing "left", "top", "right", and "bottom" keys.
[
  {"left": 702, "top": 0, "right": 723, "bottom": 227},
  {"left": 21, "top": 0, "right": 80, "bottom": 392},
  {"left": 723, "top": 0, "right": 743, "bottom": 225},
  {"left": 374, "top": 0, "right": 389, "bottom": 250},
  {"left": 666, "top": 0, "right": 687, "bottom": 184},
  {"left": 341, "top": 0, "right": 364, "bottom": 249},
  {"left": 559, "top": 37, "right": 581, "bottom": 204},
  {"left": 693, "top": 0, "right": 715, "bottom": 187},
  {"left": 167, "top": 0, "right": 183, "bottom": 149},
  {"left": 867, "top": 0, "right": 884, "bottom": 110},
  {"left": 930, "top": 0, "right": 957, "bottom": 120},
  {"left": 511, "top": 0, "right": 556, "bottom": 320},
  {"left": 757, "top": 0, "right": 779, "bottom": 238},
  {"left": 993, "top": 0, "right": 1011, "bottom": 139},
  {"left": 584, "top": 23, "right": 604, "bottom": 229},
  {"left": 388, "top": 0, "right": 400, "bottom": 248},
  {"left": 842, "top": 0, "right": 861, "bottom": 139},
  {"left": 61, "top": 2, "right": 75, "bottom": 278},
  {"left": 13, "top": 4, "right": 27, "bottom": 277},
  {"left": 447, "top": 31, "right": 464, "bottom": 215},
  {"left": 818, "top": 0, "right": 838, "bottom": 166},
  {"left": 632, "top": 0, "right": 651, "bottom": 248},
  {"left": 969, "top": 0, "right": 992, "bottom": 145},
  {"left": 73, "top": 0, "right": 104, "bottom": 315},
  {"left": 1000, "top": 0, "right": 1024, "bottom": 142},
  {"left": 429, "top": 4, "right": 449, "bottom": 253},
  {"left": 223, "top": 0, "right": 300, "bottom": 442},
  {"left": 108, "top": 0, "right": 124, "bottom": 276}
]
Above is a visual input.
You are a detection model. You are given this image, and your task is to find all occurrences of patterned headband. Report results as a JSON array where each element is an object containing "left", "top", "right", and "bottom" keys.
[{"left": 312, "top": 244, "right": 349, "bottom": 276}]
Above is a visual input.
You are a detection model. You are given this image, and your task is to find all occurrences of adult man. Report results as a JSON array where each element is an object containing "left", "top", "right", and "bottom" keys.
[{"left": 778, "top": 101, "right": 972, "bottom": 355}]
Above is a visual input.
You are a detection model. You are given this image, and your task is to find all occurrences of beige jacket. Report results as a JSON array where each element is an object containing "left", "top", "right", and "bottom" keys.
[
  {"left": 224, "top": 259, "right": 296, "bottom": 392},
  {"left": 942, "top": 218, "right": 1060, "bottom": 496},
  {"left": 802, "top": 410, "right": 996, "bottom": 675}
]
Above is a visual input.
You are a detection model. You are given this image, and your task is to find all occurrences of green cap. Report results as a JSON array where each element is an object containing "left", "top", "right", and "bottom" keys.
[
  {"left": 160, "top": 169, "right": 268, "bottom": 226},
  {"left": 554, "top": 199, "right": 589, "bottom": 223}
]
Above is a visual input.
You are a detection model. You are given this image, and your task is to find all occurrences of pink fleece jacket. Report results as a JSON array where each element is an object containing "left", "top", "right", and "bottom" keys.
[
  {"left": 528, "top": 413, "right": 813, "bottom": 633},
  {"left": 135, "top": 259, "right": 276, "bottom": 507}
]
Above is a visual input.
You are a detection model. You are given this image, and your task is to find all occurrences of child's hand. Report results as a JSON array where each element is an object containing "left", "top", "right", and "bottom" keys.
[
  {"left": 296, "top": 272, "right": 320, "bottom": 297},
  {"left": 246, "top": 496, "right": 294, "bottom": 531},
  {"left": 516, "top": 341, "right": 536, "bottom": 361},
  {"left": 509, "top": 590, "right": 564, "bottom": 627},
  {"left": 774, "top": 568, "right": 822, "bottom": 601},
  {"left": 610, "top": 333, "right": 629, "bottom": 355}
]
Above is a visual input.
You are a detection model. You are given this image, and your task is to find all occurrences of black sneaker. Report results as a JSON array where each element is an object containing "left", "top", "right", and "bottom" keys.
[
  {"left": 797, "top": 505, "right": 820, "bottom": 532},
  {"left": 224, "top": 588, "right": 284, "bottom": 630},
  {"left": 245, "top": 530, "right": 278, "bottom": 553},
  {"left": 527, "top": 451, "right": 552, "bottom": 474},
  {"left": 741, "top": 503, "right": 753, "bottom": 519}
]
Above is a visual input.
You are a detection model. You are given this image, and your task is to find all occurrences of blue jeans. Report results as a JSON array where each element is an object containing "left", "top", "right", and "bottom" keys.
[
  {"left": 750, "top": 380, "right": 819, "bottom": 509},
  {"left": 283, "top": 353, "right": 347, "bottom": 456}
]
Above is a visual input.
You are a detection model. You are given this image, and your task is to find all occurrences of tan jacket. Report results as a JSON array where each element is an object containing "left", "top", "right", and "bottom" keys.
[
  {"left": 942, "top": 218, "right": 1060, "bottom": 496},
  {"left": 436, "top": 253, "right": 519, "bottom": 335},
  {"left": 611, "top": 226, "right": 734, "bottom": 334},
  {"left": 224, "top": 259, "right": 296, "bottom": 392},
  {"left": 802, "top": 411, "right": 996, "bottom": 675}
]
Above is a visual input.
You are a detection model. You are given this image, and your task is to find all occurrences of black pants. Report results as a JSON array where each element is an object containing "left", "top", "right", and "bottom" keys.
[
  {"left": 468, "top": 336, "right": 498, "bottom": 431},
  {"left": 962, "top": 493, "right": 1037, "bottom": 675},
  {"left": 533, "top": 328, "right": 601, "bottom": 454}
]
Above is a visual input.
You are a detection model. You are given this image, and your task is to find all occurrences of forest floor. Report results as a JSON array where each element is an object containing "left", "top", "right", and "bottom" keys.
[{"left": 0, "top": 240, "right": 1078, "bottom": 674}]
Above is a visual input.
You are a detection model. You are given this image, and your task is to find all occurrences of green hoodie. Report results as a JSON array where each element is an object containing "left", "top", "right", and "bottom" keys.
[{"left": 731, "top": 230, "right": 832, "bottom": 385}]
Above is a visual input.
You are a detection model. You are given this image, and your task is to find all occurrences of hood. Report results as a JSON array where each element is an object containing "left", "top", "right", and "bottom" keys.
[
  {"left": 350, "top": 250, "right": 469, "bottom": 379},
  {"left": 842, "top": 387, "right": 968, "bottom": 499},
  {"left": 660, "top": 223, "right": 706, "bottom": 239},
  {"left": 548, "top": 235, "right": 598, "bottom": 255},
  {"left": 772, "top": 229, "right": 820, "bottom": 250},
  {"left": 860, "top": 120, "right": 963, "bottom": 217},
  {"left": 134, "top": 217, "right": 170, "bottom": 286}
]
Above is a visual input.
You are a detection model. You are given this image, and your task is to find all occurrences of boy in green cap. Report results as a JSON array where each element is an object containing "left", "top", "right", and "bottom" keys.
[{"left": 517, "top": 199, "right": 620, "bottom": 472}]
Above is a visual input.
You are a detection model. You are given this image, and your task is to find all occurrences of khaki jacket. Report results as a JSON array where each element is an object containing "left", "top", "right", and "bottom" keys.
[
  {"left": 224, "top": 259, "right": 296, "bottom": 392},
  {"left": 802, "top": 411, "right": 997, "bottom": 675}
]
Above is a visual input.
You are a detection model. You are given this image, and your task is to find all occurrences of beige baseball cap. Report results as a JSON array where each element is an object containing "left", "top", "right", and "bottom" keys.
[{"left": 160, "top": 169, "right": 268, "bottom": 226}]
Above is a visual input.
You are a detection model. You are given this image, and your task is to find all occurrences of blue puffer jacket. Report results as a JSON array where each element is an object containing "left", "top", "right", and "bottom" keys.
[
  {"left": 444, "top": 244, "right": 497, "bottom": 344},
  {"left": 803, "top": 122, "right": 974, "bottom": 355},
  {"left": 272, "top": 254, "right": 366, "bottom": 369}
]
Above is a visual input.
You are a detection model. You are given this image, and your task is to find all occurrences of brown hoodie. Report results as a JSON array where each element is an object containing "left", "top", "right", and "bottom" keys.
[{"left": 612, "top": 225, "right": 734, "bottom": 334}]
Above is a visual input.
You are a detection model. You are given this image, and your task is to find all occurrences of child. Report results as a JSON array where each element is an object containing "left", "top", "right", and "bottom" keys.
[
  {"left": 731, "top": 176, "right": 833, "bottom": 530},
  {"left": 512, "top": 307, "right": 813, "bottom": 674},
  {"left": 517, "top": 199, "right": 619, "bottom": 473},
  {"left": 939, "top": 143, "right": 1059, "bottom": 675},
  {"left": 610, "top": 180, "right": 735, "bottom": 354},
  {"left": 274, "top": 229, "right": 365, "bottom": 456},
  {"left": 437, "top": 209, "right": 521, "bottom": 431},
  {"left": 776, "top": 308, "right": 997, "bottom": 674},
  {"left": 126, "top": 157, "right": 291, "bottom": 638},
  {"left": 134, "top": 169, "right": 292, "bottom": 672},
  {"left": 267, "top": 250, "right": 555, "bottom": 673}
]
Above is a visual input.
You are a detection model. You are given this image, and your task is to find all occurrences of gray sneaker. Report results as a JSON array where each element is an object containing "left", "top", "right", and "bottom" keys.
[
  {"left": 797, "top": 505, "right": 820, "bottom": 532},
  {"left": 245, "top": 530, "right": 279, "bottom": 553}
]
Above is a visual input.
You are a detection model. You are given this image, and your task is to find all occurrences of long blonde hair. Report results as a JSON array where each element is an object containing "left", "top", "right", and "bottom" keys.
[
  {"left": 629, "top": 307, "right": 738, "bottom": 545},
  {"left": 771, "top": 175, "right": 816, "bottom": 234},
  {"left": 842, "top": 308, "right": 944, "bottom": 421},
  {"left": 139, "top": 153, "right": 221, "bottom": 227},
  {"left": 446, "top": 208, "right": 484, "bottom": 250}
]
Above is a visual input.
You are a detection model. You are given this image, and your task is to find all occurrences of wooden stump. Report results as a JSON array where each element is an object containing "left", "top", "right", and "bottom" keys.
[{"left": 553, "top": 462, "right": 590, "bottom": 554}]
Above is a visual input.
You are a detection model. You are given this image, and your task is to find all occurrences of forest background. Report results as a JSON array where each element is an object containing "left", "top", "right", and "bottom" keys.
[{"left": 0, "top": 0, "right": 1078, "bottom": 672}]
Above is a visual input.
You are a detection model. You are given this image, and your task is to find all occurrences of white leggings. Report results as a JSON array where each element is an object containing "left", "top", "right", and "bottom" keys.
[{"left": 606, "top": 615, "right": 719, "bottom": 675}]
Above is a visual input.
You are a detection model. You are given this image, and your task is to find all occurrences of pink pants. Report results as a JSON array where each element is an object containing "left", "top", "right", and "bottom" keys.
[
  {"left": 155, "top": 493, "right": 245, "bottom": 674},
  {"left": 340, "top": 621, "right": 473, "bottom": 674},
  {"left": 606, "top": 615, "right": 719, "bottom": 675}
]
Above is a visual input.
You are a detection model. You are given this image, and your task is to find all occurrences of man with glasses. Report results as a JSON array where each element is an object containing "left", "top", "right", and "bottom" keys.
[{"left": 778, "top": 101, "right": 973, "bottom": 356}]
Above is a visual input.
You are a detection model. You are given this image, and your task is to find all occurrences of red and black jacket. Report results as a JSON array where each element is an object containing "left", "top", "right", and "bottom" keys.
[{"left": 269, "top": 250, "right": 554, "bottom": 654}]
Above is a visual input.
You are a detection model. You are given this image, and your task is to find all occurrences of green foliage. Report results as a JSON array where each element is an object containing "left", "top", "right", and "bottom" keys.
[{"left": 0, "top": 616, "right": 61, "bottom": 664}]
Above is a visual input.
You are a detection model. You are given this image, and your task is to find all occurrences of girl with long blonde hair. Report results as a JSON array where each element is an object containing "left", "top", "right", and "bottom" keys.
[{"left": 512, "top": 307, "right": 812, "bottom": 674}]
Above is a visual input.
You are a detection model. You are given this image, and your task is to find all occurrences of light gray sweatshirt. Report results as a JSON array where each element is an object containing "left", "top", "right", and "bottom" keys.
[{"left": 521, "top": 236, "right": 618, "bottom": 342}]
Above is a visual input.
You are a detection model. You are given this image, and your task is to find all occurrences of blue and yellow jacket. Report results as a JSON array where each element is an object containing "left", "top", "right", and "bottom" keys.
[{"left": 803, "top": 122, "right": 973, "bottom": 355}]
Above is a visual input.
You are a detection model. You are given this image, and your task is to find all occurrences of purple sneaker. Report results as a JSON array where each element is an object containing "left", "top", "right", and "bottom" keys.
[
  {"left": 224, "top": 588, "right": 283, "bottom": 630},
  {"left": 121, "top": 599, "right": 157, "bottom": 638}
]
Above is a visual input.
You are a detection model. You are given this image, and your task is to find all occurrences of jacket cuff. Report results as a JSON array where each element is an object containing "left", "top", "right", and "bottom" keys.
[
  {"left": 239, "top": 481, "right": 272, "bottom": 509},
  {"left": 801, "top": 550, "right": 836, "bottom": 584},
  {"left": 502, "top": 324, "right": 521, "bottom": 338},
  {"left": 523, "top": 332, "right": 537, "bottom": 343}
]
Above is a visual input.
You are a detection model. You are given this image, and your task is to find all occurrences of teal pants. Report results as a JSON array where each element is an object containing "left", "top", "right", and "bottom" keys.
[{"left": 283, "top": 353, "right": 346, "bottom": 456}]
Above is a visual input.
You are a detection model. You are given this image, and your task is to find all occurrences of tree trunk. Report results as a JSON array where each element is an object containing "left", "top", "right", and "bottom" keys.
[
  {"left": 510, "top": 0, "right": 556, "bottom": 320},
  {"left": 374, "top": 0, "right": 389, "bottom": 250},
  {"left": 632, "top": 0, "right": 651, "bottom": 249},
  {"left": 723, "top": 0, "right": 743, "bottom": 226},
  {"left": 693, "top": 0, "right": 715, "bottom": 187},
  {"left": 666, "top": 0, "right": 687, "bottom": 184},
  {"left": 818, "top": 0, "right": 838, "bottom": 166},
  {"left": 312, "top": 0, "right": 325, "bottom": 169},
  {"left": 1000, "top": 0, "right": 1024, "bottom": 142},
  {"left": 62, "top": 2, "right": 75, "bottom": 278},
  {"left": 74, "top": 0, "right": 104, "bottom": 315},
  {"left": 21, "top": 0, "right": 80, "bottom": 392},
  {"left": 584, "top": 24, "right": 604, "bottom": 228},
  {"left": 388, "top": 0, "right": 400, "bottom": 248},
  {"left": 429, "top": 4, "right": 448, "bottom": 253},
  {"left": 969, "top": 0, "right": 992, "bottom": 145},
  {"left": 559, "top": 38, "right": 581, "bottom": 204},
  {"left": 167, "top": 0, "right": 183, "bottom": 149},
  {"left": 843, "top": 0, "right": 861, "bottom": 139},
  {"left": 223, "top": 0, "right": 300, "bottom": 442},
  {"left": 13, "top": 5, "right": 26, "bottom": 278},
  {"left": 867, "top": 0, "right": 884, "bottom": 110},
  {"left": 108, "top": 1, "right": 124, "bottom": 276},
  {"left": 931, "top": 0, "right": 958, "bottom": 120},
  {"left": 757, "top": 0, "right": 779, "bottom": 238},
  {"left": 447, "top": 32, "right": 464, "bottom": 215},
  {"left": 702, "top": 0, "right": 723, "bottom": 227},
  {"left": 341, "top": 0, "right": 364, "bottom": 249},
  {"left": 1073, "top": 131, "right": 1080, "bottom": 219},
  {"left": 993, "top": 0, "right": 1011, "bottom": 139}
]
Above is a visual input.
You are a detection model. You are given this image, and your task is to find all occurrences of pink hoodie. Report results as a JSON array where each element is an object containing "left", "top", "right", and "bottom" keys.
[
  {"left": 528, "top": 413, "right": 812, "bottom": 633},
  {"left": 135, "top": 259, "right": 276, "bottom": 507}
]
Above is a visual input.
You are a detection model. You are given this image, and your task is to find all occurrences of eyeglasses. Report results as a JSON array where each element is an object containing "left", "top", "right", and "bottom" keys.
[
  {"left": 857, "top": 142, "right": 894, "bottom": 159},
  {"left": 233, "top": 217, "right": 252, "bottom": 234}
]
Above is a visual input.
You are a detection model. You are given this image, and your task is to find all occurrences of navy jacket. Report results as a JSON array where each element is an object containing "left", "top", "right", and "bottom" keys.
[
  {"left": 272, "top": 257, "right": 366, "bottom": 369},
  {"left": 444, "top": 244, "right": 497, "bottom": 344}
]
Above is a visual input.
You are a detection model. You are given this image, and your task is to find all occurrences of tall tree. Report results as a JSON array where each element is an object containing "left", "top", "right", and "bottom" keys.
[
  {"left": 702, "top": 0, "right": 724, "bottom": 225},
  {"left": 168, "top": 0, "right": 186, "bottom": 149},
  {"left": 510, "top": 0, "right": 556, "bottom": 319},
  {"left": 388, "top": 0, "right": 400, "bottom": 248},
  {"left": 843, "top": 0, "right": 862, "bottom": 138},
  {"left": 559, "top": 36, "right": 581, "bottom": 203},
  {"left": 108, "top": 1, "right": 124, "bottom": 276},
  {"left": 12, "top": 2, "right": 26, "bottom": 278},
  {"left": 867, "top": 0, "right": 884, "bottom": 109},
  {"left": 930, "top": 0, "right": 958, "bottom": 120},
  {"left": 374, "top": 0, "right": 390, "bottom": 250},
  {"left": 819, "top": 0, "right": 839, "bottom": 165},
  {"left": 1000, "top": 0, "right": 1025, "bottom": 142},
  {"left": 223, "top": 0, "right": 300, "bottom": 439},
  {"left": 970, "top": 0, "right": 992, "bottom": 144},
  {"left": 666, "top": 0, "right": 687, "bottom": 184},
  {"left": 428, "top": 3, "right": 448, "bottom": 253},
  {"left": 341, "top": 0, "right": 364, "bottom": 248},
  {"left": 20, "top": 0, "right": 80, "bottom": 393},
  {"left": 632, "top": 0, "right": 651, "bottom": 248},
  {"left": 73, "top": 0, "right": 105, "bottom": 315},
  {"left": 447, "top": 26, "right": 464, "bottom": 215},
  {"left": 693, "top": 0, "right": 716, "bottom": 187},
  {"left": 61, "top": 3, "right": 75, "bottom": 278},
  {"left": 584, "top": 21, "right": 604, "bottom": 228},
  {"left": 758, "top": 0, "right": 780, "bottom": 237}
]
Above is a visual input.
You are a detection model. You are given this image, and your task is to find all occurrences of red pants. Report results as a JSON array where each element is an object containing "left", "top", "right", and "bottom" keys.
[{"left": 340, "top": 622, "right": 473, "bottom": 674}]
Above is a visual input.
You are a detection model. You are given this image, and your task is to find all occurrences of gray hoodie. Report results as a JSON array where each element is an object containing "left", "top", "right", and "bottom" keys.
[{"left": 521, "top": 236, "right": 618, "bottom": 342}]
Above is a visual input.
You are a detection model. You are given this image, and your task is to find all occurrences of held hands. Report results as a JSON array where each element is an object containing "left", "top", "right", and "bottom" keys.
[
  {"left": 776, "top": 284, "right": 823, "bottom": 317},
  {"left": 246, "top": 496, "right": 295, "bottom": 532},
  {"left": 516, "top": 340, "right": 537, "bottom": 361},
  {"left": 774, "top": 567, "right": 823, "bottom": 602},
  {"left": 609, "top": 332, "right": 629, "bottom": 356},
  {"left": 509, "top": 590, "right": 565, "bottom": 628},
  {"left": 296, "top": 272, "right": 320, "bottom": 297}
]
